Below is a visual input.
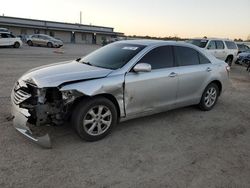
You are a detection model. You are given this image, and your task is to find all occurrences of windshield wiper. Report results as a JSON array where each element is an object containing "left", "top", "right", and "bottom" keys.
[
  {"left": 82, "top": 61, "right": 93, "bottom": 66},
  {"left": 76, "top": 57, "right": 82, "bottom": 62}
]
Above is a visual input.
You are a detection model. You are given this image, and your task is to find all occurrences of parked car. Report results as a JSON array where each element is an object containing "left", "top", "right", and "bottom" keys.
[
  {"left": 0, "top": 32, "right": 22, "bottom": 48},
  {"left": 11, "top": 40, "right": 230, "bottom": 148},
  {"left": 26, "top": 34, "right": 63, "bottom": 48},
  {"left": 237, "top": 43, "right": 250, "bottom": 54},
  {"left": 236, "top": 49, "right": 250, "bottom": 65},
  {"left": 187, "top": 38, "right": 238, "bottom": 66},
  {"left": 0, "top": 27, "right": 9, "bottom": 32}
]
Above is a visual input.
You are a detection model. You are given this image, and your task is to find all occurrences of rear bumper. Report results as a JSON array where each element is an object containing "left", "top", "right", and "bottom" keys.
[{"left": 11, "top": 91, "right": 52, "bottom": 148}]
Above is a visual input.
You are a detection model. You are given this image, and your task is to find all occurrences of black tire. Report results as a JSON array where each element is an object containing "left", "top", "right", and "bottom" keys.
[
  {"left": 27, "top": 40, "right": 33, "bottom": 46},
  {"left": 13, "top": 42, "right": 20, "bottom": 48},
  {"left": 71, "top": 97, "right": 118, "bottom": 142},
  {"left": 199, "top": 83, "right": 219, "bottom": 111},
  {"left": 225, "top": 56, "right": 233, "bottom": 67},
  {"left": 47, "top": 42, "right": 53, "bottom": 48}
]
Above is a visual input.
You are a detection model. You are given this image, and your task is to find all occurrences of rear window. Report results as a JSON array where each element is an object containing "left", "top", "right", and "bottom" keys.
[{"left": 225, "top": 41, "right": 237, "bottom": 49}]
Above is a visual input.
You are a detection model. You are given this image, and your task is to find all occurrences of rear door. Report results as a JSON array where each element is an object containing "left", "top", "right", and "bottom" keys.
[
  {"left": 0, "top": 33, "right": 6, "bottom": 46},
  {"left": 124, "top": 46, "right": 179, "bottom": 116},
  {"left": 39, "top": 35, "right": 48, "bottom": 46},
  {"left": 31, "top": 35, "right": 41, "bottom": 45},
  {"left": 215, "top": 40, "right": 227, "bottom": 60},
  {"left": 174, "top": 46, "right": 212, "bottom": 106},
  {"left": 0, "top": 33, "right": 11, "bottom": 46}
]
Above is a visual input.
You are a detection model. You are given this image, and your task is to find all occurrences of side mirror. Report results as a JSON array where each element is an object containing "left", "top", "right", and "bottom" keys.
[{"left": 133, "top": 63, "right": 152, "bottom": 73}]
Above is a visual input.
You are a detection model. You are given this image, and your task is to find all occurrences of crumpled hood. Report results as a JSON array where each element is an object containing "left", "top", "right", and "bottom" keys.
[{"left": 20, "top": 60, "right": 113, "bottom": 88}]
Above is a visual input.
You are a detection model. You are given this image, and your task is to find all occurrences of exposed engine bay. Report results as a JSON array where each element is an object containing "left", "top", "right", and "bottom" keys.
[{"left": 13, "top": 81, "right": 81, "bottom": 127}]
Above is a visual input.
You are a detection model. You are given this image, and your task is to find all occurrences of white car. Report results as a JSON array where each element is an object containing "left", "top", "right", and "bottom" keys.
[
  {"left": 0, "top": 32, "right": 22, "bottom": 48},
  {"left": 188, "top": 38, "right": 238, "bottom": 66}
]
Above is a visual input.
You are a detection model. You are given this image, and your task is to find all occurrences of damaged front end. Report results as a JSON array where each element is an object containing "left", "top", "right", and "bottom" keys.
[{"left": 11, "top": 79, "right": 77, "bottom": 148}]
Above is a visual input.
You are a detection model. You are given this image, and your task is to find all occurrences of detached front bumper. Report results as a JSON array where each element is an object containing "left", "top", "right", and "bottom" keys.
[{"left": 11, "top": 90, "right": 52, "bottom": 148}]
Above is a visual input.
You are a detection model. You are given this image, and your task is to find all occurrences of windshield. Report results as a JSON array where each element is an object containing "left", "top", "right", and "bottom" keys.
[
  {"left": 187, "top": 39, "right": 208, "bottom": 48},
  {"left": 80, "top": 43, "right": 145, "bottom": 70},
  {"left": 244, "top": 49, "right": 250, "bottom": 53}
]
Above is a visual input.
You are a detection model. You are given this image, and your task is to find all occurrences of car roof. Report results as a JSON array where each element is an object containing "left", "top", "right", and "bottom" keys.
[
  {"left": 0, "top": 31, "right": 11, "bottom": 34},
  {"left": 190, "top": 38, "right": 234, "bottom": 42},
  {"left": 116, "top": 39, "right": 192, "bottom": 47}
]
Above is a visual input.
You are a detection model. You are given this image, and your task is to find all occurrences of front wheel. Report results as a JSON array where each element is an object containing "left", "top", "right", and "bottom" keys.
[
  {"left": 27, "top": 40, "right": 33, "bottom": 46},
  {"left": 199, "top": 83, "right": 219, "bottom": 111},
  {"left": 71, "top": 97, "right": 118, "bottom": 141}
]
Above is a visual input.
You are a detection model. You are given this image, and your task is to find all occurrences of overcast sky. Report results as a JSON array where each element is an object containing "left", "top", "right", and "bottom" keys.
[{"left": 1, "top": 0, "right": 250, "bottom": 39}]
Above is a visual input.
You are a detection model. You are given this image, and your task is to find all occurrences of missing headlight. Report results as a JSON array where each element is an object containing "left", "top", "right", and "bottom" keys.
[
  {"left": 37, "top": 88, "right": 46, "bottom": 104},
  {"left": 61, "top": 90, "right": 82, "bottom": 104}
]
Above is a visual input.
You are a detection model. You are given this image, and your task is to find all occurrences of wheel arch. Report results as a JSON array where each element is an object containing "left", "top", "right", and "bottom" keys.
[
  {"left": 71, "top": 93, "right": 121, "bottom": 120},
  {"left": 226, "top": 54, "right": 234, "bottom": 60},
  {"left": 208, "top": 80, "right": 222, "bottom": 96}
]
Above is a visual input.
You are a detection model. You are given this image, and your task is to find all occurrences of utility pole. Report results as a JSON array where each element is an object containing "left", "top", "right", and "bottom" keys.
[{"left": 80, "top": 11, "right": 82, "bottom": 24}]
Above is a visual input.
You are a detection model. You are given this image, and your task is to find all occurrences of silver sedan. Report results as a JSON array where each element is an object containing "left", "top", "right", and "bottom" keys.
[
  {"left": 26, "top": 34, "right": 63, "bottom": 48},
  {"left": 11, "top": 40, "right": 230, "bottom": 148}
]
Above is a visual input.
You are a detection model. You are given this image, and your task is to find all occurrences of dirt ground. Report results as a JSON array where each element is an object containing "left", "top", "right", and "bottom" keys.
[{"left": 0, "top": 44, "right": 250, "bottom": 188}]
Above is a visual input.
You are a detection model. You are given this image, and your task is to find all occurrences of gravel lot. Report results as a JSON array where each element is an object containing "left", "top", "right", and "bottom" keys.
[{"left": 0, "top": 44, "right": 250, "bottom": 188}]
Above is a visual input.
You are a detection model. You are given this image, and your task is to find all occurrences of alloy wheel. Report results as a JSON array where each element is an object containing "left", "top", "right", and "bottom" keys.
[
  {"left": 83, "top": 105, "right": 112, "bottom": 136},
  {"left": 204, "top": 87, "right": 217, "bottom": 108}
]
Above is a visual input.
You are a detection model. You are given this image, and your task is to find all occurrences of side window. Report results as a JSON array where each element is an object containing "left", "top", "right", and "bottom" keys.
[
  {"left": 139, "top": 46, "right": 174, "bottom": 69},
  {"left": 40, "top": 36, "right": 46, "bottom": 40},
  {"left": 1, "top": 33, "right": 9, "bottom": 38},
  {"left": 174, "top": 46, "right": 200, "bottom": 66},
  {"left": 215, "top": 40, "right": 225, "bottom": 49},
  {"left": 225, "top": 41, "right": 237, "bottom": 49},
  {"left": 207, "top": 41, "right": 216, "bottom": 50},
  {"left": 199, "top": 53, "right": 211, "bottom": 64}
]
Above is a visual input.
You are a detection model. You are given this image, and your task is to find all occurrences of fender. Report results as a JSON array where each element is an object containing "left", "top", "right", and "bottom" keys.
[{"left": 60, "top": 74, "right": 126, "bottom": 117}]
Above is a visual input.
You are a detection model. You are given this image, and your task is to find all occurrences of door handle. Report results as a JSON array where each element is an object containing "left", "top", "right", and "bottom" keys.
[
  {"left": 206, "top": 67, "right": 212, "bottom": 72},
  {"left": 169, "top": 72, "right": 177, "bottom": 77}
]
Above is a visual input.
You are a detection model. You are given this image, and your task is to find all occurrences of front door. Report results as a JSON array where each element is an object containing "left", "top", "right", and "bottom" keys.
[{"left": 124, "top": 46, "right": 178, "bottom": 117}]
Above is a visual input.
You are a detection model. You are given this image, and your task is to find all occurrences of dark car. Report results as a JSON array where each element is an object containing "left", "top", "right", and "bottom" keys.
[
  {"left": 237, "top": 44, "right": 250, "bottom": 54},
  {"left": 236, "top": 49, "right": 250, "bottom": 65}
]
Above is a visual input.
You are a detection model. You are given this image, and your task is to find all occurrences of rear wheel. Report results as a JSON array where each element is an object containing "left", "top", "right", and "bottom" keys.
[
  {"left": 47, "top": 42, "right": 53, "bottom": 48},
  {"left": 27, "top": 40, "right": 33, "bottom": 46},
  {"left": 71, "top": 97, "right": 118, "bottom": 141},
  {"left": 225, "top": 56, "right": 233, "bottom": 67},
  {"left": 13, "top": 42, "right": 20, "bottom": 48},
  {"left": 199, "top": 83, "right": 219, "bottom": 111}
]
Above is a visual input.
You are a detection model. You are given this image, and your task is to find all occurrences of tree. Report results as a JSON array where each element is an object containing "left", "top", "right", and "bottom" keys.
[{"left": 247, "top": 35, "right": 250, "bottom": 42}]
